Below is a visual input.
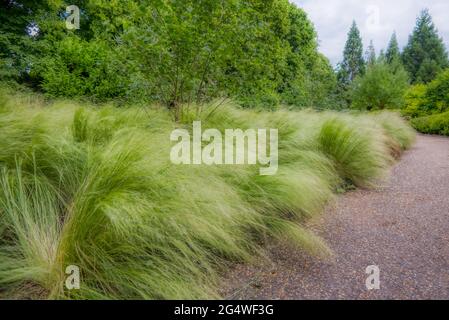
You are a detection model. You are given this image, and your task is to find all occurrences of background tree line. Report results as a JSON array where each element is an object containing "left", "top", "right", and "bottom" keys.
[
  {"left": 337, "top": 9, "right": 448, "bottom": 111},
  {"left": 0, "top": 0, "right": 337, "bottom": 110},
  {"left": 1, "top": 1, "right": 448, "bottom": 122},
  {"left": 334, "top": 9, "right": 449, "bottom": 135}
]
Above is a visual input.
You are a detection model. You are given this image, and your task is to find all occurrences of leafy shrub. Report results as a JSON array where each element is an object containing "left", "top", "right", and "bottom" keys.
[
  {"left": 34, "top": 37, "right": 129, "bottom": 102},
  {"left": 425, "top": 70, "right": 449, "bottom": 113},
  {"left": 402, "top": 9, "right": 449, "bottom": 84},
  {"left": 351, "top": 62, "right": 409, "bottom": 111},
  {"left": 402, "top": 70, "right": 449, "bottom": 119},
  {"left": 402, "top": 84, "right": 429, "bottom": 118},
  {"left": 411, "top": 111, "right": 449, "bottom": 136},
  {"left": 0, "top": 0, "right": 336, "bottom": 109}
]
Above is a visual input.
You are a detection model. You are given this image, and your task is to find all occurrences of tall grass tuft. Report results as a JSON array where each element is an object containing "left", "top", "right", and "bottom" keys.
[
  {"left": 0, "top": 94, "right": 415, "bottom": 299},
  {"left": 373, "top": 111, "right": 417, "bottom": 155},
  {"left": 317, "top": 116, "right": 391, "bottom": 187}
]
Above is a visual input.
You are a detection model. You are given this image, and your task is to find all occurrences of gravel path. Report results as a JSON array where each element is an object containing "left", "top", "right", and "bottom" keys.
[{"left": 225, "top": 134, "right": 449, "bottom": 300}]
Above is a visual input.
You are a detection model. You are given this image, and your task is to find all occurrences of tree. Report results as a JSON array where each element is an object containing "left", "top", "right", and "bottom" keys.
[
  {"left": 337, "top": 21, "right": 365, "bottom": 106},
  {"left": 385, "top": 32, "right": 401, "bottom": 64},
  {"left": 0, "top": 1, "right": 54, "bottom": 82},
  {"left": 351, "top": 61, "right": 409, "bottom": 111},
  {"left": 402, "top": 9, "right": 449, "bottom": 83},
  {"left": 366, "top": 40, "right": 376, "bottom": 66},
  {"left": 1, "top": 0, "right": 335, "bottom": 110}
]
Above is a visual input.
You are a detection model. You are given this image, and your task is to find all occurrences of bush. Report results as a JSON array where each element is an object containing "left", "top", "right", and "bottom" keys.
[
  {"left": 402, "top": 69, "right": 449, "bottom": 118},
  {"left": 411, "top": 111, "right": 449, "bottom": 136},
  {"left": 402, "top": 69, "right": 449, "bottom": 136},
  {"left": 0, "top": 92, "right": 415, "bottom": 299},
  {"left": 351, "top": 62, "right": 409, "bottom": 111},
  {"left": 34, "top": 37, "right": 129, "bottom": 102},
  {"left": 425, "top": 69, "right": 449, "bottom": 113}
]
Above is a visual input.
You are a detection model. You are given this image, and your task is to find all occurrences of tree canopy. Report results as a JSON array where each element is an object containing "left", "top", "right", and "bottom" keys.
[
  {"left": 366, "top": 40, "right": 377, "bottom": 66},
  {"left": 351, "top": 61, "right": 409, "bottom": 111},
  {"left": 402, "top": 9, "right": 449, "bottom": 84},
  {"left": 0, "top": 0, "right": 336, "bottom": 109},
  {"left": 2, "top": 2, "right": 448, "bottom": 112}
]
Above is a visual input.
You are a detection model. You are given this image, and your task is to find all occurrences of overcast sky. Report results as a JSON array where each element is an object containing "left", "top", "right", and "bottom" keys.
[{"left": 292, "top": 0, "right": 449, "bottom": 66}]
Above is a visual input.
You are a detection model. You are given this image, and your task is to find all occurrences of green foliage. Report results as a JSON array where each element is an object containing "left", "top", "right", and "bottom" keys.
[
  {"left": 0, "top": 1, "right": 34, "bottom": 80},
  {"left": 281, "top": 54, "right": 337, "bottom": 109},
  {"left": 402, "top": 69, "right": 449, "bottom": 118},
  {"left": 0, "top": 91, "right": 415, "bottom": 299},
  {"left": 424, "top": 69, "right": 449, "bottom": 113},
  {"left": 402, "top": 9, "right": 449, "bottom": 84},
  {"left": 402, "top": 69, "right": 449, "bottom": 136},
  {"left": 351, "top": 61, "right": 409, "bottom": 111},
  {"left": 0, "top": 0, "right": 336, "bottom": 109},
  {"left": 411, "top": 111, "right": 449, "bottom": 136}
]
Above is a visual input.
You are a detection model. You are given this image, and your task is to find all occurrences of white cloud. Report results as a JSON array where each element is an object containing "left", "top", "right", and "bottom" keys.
[{"left": 291, "top": 0, "right": 449, "bottom": 66}]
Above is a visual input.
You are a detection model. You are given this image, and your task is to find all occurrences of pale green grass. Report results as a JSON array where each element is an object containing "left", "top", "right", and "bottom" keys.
[{"left": 0, "top": 93, "right": 415, "bottom": 299}]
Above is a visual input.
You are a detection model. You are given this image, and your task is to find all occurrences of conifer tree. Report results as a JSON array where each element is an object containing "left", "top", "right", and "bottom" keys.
[
  {"left": 386, "top": 32, "right": 401, "bottom": 64},
  {"left": 366, "top": 40, "right": 376, "bottom": 66},
  {"left": 402, "top": 9, "right": 449, "bottom": 83}
]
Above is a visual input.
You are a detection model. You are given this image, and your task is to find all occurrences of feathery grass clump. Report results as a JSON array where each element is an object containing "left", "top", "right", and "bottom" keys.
[
  {"left": 372, "top": 111, "right": 417, "bottom": 153},
  {"left": 0, "top": 94, "right": 415, "bottom": 299}
]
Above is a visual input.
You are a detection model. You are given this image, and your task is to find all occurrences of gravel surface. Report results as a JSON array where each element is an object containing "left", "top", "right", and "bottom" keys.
[{"left": 224, "top": 134, "right": 449, "bottom": 300}]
